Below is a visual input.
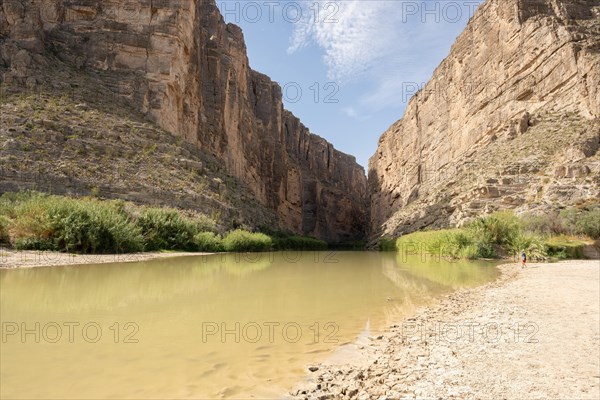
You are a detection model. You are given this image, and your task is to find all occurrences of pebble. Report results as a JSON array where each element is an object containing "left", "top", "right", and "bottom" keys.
[{"left": 289, "top": 264, "right": 584, "bottom": 400}]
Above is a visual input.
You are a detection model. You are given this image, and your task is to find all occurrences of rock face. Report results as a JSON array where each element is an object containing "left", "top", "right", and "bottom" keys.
[
  {"left": 0, "top": 0, "right": 367, "bottom": 242},
  {"left": 369, "top": 0, "right": 600, "bottom": 240}
]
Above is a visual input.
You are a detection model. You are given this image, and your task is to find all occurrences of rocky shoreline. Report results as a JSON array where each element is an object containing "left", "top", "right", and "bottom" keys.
[
  {"left": 0, "top": 248, "right": 214, "bottom": 269},
  {"left": 291, "top": 261, "right": 600, "bottom": 399}
]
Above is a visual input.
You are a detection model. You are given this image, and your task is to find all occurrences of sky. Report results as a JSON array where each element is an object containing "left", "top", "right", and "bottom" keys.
[{"left": 217, "top": 0, "right": 485, "bottom": 169}]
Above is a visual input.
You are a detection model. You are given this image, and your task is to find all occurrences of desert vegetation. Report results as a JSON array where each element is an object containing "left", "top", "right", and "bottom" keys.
[
  {"left": 0, "top": 192, "right": 328, "bottom": 254},
  {"left": 382, "top": 207, "right": 599, "bottom": 260}
]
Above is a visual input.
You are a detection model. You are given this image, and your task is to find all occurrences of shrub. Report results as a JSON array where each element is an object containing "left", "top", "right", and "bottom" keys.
[
  {"left": 378, "top": 236, "right": 397, "bottom": 251},
  {"left": 395, "top": 229, "right": 468, "bottom": 256},
  {"left": 194, "top": 232, "right": 224, "bottom": 252},
  {"left": 3, "top": 193, "right": 143, "bottom": 253},
  {"left": 257, "top": 228, "right": 328, "bottom": 251},
  {"left": 463, "top": 212, "right": 523, "bottom": 258},
  {"left": 50, "top": 200, "right": 144, "bottom": 253},
  {"left": 466, "top": 211, "right": 520, "bottom": 247},
  {"left": 471, "top": 240, "right": 496, "bottom": 258},
  {"left": 521, "top": 212, "right": 566, "bottom": 236},
  {"left": 574, "top": 206, "right": 600, "bottom": 239},
  {"left": 393, "top": 228, "right": 498, "bottom": 259},
  {"left": 561, "top": 205, "right": 600, "bottom": 239},
  {"left": 273, "top": 235, "right": 328, "bottom": 251},
  {"left": 381, "top": 207, "right": 596, "bottom": 260},
  {"left": 195, "top": 214, "right": 218, "bottom": 233},
  {"left": 577, "top": 217, "right": 600, "bottom": 240},
  {"left": 507, "top": 232, "right": 548, "bottom": 261},
  {"left": 440, "top": 231, "right": 477, "bottom": 259},
  {"left": 137, "top": 208, "right": 198, "bottom": 251},
  {"left": 330, "top": 241, "right": 366, "bottom": 250},
  {"left": 0, "top": 192, "right": 333, "bottom": 254},
  {"left": 0, "top": 215, "right": 10, "bottom": 244},
  {"left": 544, "top": 236, "right": 587, "bottom": 259},
  {"left": 222, "top": 229, "right": 272, "bottom": 252},
  {"left": 460, "top": 243, "right": 480, "bottom": 260},
  {"left": 4, "top": 193, "right": 56, "bottom": 250}
]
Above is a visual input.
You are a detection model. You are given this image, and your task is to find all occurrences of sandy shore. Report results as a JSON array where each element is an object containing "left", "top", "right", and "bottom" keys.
[
  {"left": 292, "top": 260, "right": 600, "bottom": 399},
  {"left": 0, "top": 248, "right": 214, "bottom": 269}
]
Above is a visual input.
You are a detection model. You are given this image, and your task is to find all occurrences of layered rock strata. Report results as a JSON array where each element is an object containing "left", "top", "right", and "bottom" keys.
[
  {"left": 369, "top": 0, "right": 599, "bottom": 239},
  {"left": 0, "top": 0, "right": 367, "bottom": 242}
]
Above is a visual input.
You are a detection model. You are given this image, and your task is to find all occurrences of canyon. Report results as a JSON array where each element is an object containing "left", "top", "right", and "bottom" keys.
[
  {"left": 0, "top": 0, "right": 367, "bottom": 243},
  {"left": 1, "top": 0, "right": 599, "bottom": 244},
  {"left": 369, "top": 0, "right": 600, "bottom": 240}
]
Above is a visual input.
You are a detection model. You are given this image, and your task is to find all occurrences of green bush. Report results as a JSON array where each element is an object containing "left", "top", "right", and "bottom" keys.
[
  {"left": 273, "top": 235, "right": 328, "bottom": 251},
  {"left": 393, "top": 229, "right": 492, "bottom": 259},
  {"left": 464, "top": 212, "right": 523, "bottom": 258},
  {"left": 507, "top": 232, "right": 548, "bottom": 260},
  {"left": 440, "top": 231, "right": 478, "bottom": 259},
  {"left": 466, "top": 211, "right": 520, "bottom": 247},
  {"left": 378, "top": 236, "right": 397, "bottom": 251},
  {"left": 194, "top": 232, "right": 224, "bottom": 252},
  {"left": 60, "top": 201, "right": 140, "bottom": 253},
  {"left": 0, "top": 215, "right": 10, "bottom": 244},
  {"left": 460, "top": 243, "right": 480, "bottom": 260},
  {"left": 54, "top": 200, "right": 144, "bottom": 253},
  {"left": 395, "top": 229, "right": 467, "bottom": 256},
  {"left": 195, "top": 214, "right": 218, "bottom": 233},
  {"left": 521, "top": 212, "right": 566, "bottom": 236},
  {"left": 222, "top": 229, "right": 272, "bottom": 252},
  {"left": 1, "top": 192, "right": 55, "bottom": 250},
  {"left": 544, "top": 236, "right": 587, "bottom": 259},
  {"left": 393, "top": 212, "right": 549, "bottom": 260},
  {"left": 0, "top": 192, "right": 331, "bottom": 254},
  {"left": 330, "top": 241, "right": 366, "bottom": 250},
  {"left": 382, "top": 207, "right": 598, "bottom": 260},
  {"left": 137, "top": 208, "right": 199, "bottom": 251},
  {"left": 561, "top": 205, "right": 600, "bottom": 239},
  {"left": 3, "top": 193, "right": 143, "bottom": 253}
]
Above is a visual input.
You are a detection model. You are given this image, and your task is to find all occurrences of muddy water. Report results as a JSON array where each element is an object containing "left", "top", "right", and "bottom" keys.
[{"left": 0, "top": 251, "right": 499, "bottom": 399}]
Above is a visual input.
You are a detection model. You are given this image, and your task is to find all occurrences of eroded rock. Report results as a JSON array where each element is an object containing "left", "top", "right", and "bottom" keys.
[{"left": 0, "top": 0, "right": 367, "bottom": 242}]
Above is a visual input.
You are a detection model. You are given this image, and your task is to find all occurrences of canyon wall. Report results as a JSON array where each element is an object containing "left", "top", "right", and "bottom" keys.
[
  {"left": 369, "top": 0, "right": 600, "bottom": 239},
  {"left": 0, "top": 0, "right": 367, "bottom": 242}
]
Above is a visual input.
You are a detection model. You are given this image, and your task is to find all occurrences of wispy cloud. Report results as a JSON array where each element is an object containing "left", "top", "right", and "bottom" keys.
[
  {"left": 288, "top": 1, "right": 407, "bottom": 81},
  {"left": 289, "top": 1, "right": 483, "bottom": 113},
  {"left": 341, "top": 106, "right": 358, "bottom": 118}
]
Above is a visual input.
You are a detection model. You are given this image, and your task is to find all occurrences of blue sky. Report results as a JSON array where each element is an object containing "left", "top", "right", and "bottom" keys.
[{"left": 217, "top": 1, "right": 484, "bottom": 168}]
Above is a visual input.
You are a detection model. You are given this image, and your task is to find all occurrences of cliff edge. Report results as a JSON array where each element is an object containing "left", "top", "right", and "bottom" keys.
[
  {"left": 0, "top": 0, "right": 367, "bottom": 242},
  {"left": 369, "top": 0, "right": 599, "bottom": 240}
]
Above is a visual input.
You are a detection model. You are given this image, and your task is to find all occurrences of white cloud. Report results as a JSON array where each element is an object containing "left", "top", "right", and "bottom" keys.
[
  {"left": 289, "top": 1, "right": 484, "bottom": 113},
  {"left": 341, "top": 106, "right": 358, "bottom": 118},
  {"left": 288, "top": 1, "right": 407, "bottom": 81}
]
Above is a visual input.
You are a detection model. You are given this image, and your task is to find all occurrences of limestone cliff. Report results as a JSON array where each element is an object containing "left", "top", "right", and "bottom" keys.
[
  {"left": 369, "top": 0, "right": 600, "bottom": 240},
  {"left": 0, "top": 0, "right": 367, "bottom": 242}
]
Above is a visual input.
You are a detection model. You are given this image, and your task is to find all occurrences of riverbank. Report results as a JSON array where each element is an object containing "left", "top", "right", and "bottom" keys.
[
  {"left": 380, "top": 208, "right": 599, "bottom": 260},
  {"left": 0, "top": 192, "right": 328, "bottom": 256},
  {"left": 292, "top": 260, "right": 600, "bottom": 399},
  {"left": 0, "top": 248, "right": 214, "bottom": 269}
]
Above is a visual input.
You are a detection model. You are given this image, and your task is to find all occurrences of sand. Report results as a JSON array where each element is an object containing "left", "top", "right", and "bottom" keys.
[
  {"left": 292, "top": 260, "right": 600, "bottom": 399},
  {"left": 0, "top": 248, "right": 213, "bottom": 269}
]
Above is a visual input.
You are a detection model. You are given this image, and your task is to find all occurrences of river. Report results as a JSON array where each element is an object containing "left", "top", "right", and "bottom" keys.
[{"left": 0, "top": 251, "right": 499, "bottom": 399}]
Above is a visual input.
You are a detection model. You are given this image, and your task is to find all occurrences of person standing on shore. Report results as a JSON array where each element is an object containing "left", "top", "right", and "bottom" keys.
[{"left": 521, "top": 250, "right": 527, "bottom": 268}]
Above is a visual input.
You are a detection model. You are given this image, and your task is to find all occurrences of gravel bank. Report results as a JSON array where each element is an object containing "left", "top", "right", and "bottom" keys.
[
  {"left": 0, "top": 248, "right": 213, "bottom": 269},
  {"left": 292, "top": 261, "right": 600, "bottom": 399}
]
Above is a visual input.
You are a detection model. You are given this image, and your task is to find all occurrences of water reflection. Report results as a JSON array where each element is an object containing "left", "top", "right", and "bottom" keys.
[{"left": 0, "top": 252, "right": 498, "bottom": 399}]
